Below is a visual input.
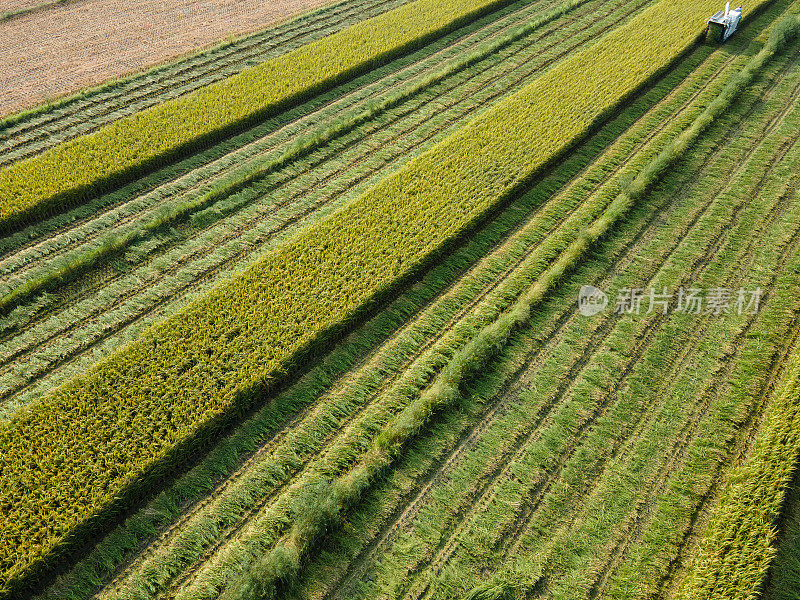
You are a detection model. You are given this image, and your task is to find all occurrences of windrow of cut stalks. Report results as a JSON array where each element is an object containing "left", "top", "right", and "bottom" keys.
[{"left": 0, "top": 0, "right": 745, "bottom": 596}]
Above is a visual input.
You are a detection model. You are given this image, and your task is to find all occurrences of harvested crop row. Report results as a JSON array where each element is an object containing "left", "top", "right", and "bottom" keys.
[
  {"left": 428, "top": 65, "right": 800, "bottom": 600},
  {"left": 400, "top": 160, "right": 798, "bottom": 600},
  {"left": 0, "top": 0, "right": 519, "bottom": 232},
  {"left": 318, "top": 25, "right": 797, "bottom": 600},
  {"left": 0, "top": 0, "right": 736, "bottom": 594}
]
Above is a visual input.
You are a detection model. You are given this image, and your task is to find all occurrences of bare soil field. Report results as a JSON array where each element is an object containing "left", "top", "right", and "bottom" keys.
[{"left": 0, "top": 0, "right": 334, "bottom": 118}]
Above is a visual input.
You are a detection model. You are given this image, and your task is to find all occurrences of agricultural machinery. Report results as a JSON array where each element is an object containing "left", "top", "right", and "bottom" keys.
[{"left": 706, "top": 2, "right": 742, "bottom": 42}]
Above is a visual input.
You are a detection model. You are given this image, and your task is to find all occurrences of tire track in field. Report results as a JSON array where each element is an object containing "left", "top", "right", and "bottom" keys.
[
  {"left": 0, "top": 0, "right": 407, "bottom": 167},
  {"left": 318, "top": 43, "right": 793, "bottom": 600},
  {"left": 0, "top": 0, "right": 569, "bottom": 266},
  {"left": 435, "top": 58, "right": 800, "bottom": 596},
  {"left": 0, "top": 0, "right": 640, "bottom": 408}
]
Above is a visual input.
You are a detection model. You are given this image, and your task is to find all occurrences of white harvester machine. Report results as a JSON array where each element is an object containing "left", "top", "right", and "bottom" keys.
[{"left": 706, "top": 2, "right": 742, "bottom": 42}]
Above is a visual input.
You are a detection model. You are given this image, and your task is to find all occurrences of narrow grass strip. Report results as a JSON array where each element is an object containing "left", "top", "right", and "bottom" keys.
[
  {"left": 0, "top": 0, "right": 519, "bottom": 232},
  {"left": 220, "top": 7, "right": 786, "bottom": 599},
  {"left": 762, "top": 474, "right": 800, "bottom": 600},
  {"left": 0, "top": 0, "right": 741, "bottom": 595}
]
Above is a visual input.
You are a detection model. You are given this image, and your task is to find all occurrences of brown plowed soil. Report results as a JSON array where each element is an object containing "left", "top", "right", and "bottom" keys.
[{"left": 0, "top": 0, "right": 334, "bottom": 118}]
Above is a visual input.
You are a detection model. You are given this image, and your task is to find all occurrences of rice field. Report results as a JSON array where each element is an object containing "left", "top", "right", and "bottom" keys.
[{"left": 1, "top": 0, "right": 800, "bottom": 599}]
